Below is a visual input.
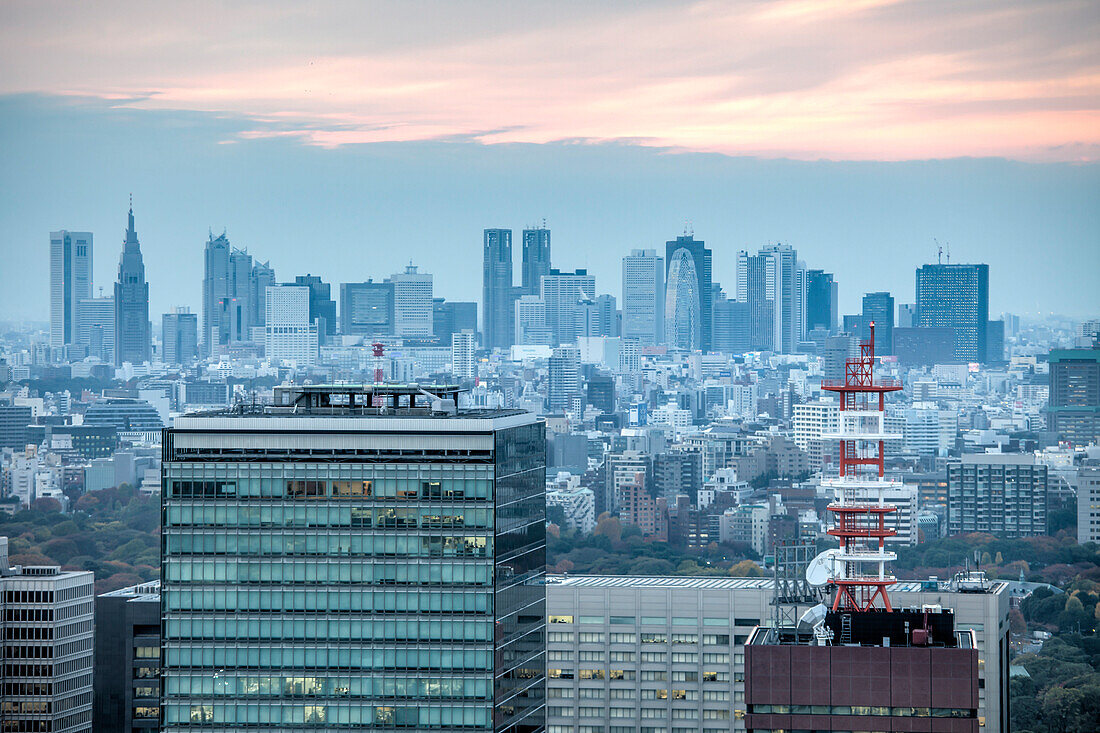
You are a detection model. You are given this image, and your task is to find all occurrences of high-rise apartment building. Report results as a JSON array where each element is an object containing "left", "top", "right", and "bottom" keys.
[
  {"left": 483, "top": 228, "right": 516, "bottom": 351},
  {"left": 386, "top": 264, "right": 434, "bottom": 337},
  {"left": 160, "top": 384, "right": 546, "bottom": 732},
  {"left": 736, "top": 243, "right": 805, "bottom": 354},
  {"left": 947, "top": 454, "right": 1049, "bottom": 537},
  {"left": 94, "top": 580, "right": 161, "bottom": 733},
  {"left": 451, "top": 331, "right": 477, "bottom": 379},
  {"left": 113, "top": 203, "right": 151, "bottom": 366},
  {"left": 541, "top": 269, "right": 596, "bottom": 346},
  {"left": 861, "top": 291, "right": 895, "bottom": 355},
  {"left": 0, "top": 538, "right": 95, "bottom": 733},
  {"left": 804, "top": 269, "right": 837, "bottom": 332},
  {"left": 264, "top": 285, "right": 318, "bottom": 366},
  {"left": 1047, "top": 347, "right": 1100, "bottom": 445},
  {"left": 547, "top": 345, "right": 582, "bottom": 412},
  {"left": 339, "top": 280, "right": 395, "bottom": 337},
  {"left": 75, "top": 296, "right": 115, "bottom": 363},
  {"left": 665, "top": 235, "right": 712, "bottom": 351},
  {"left": 915, "top": 263, "right": 990, "bottom": 362},
  {"left": 291, "top": 274, "right": 337, "bottom": 340},
  {"left": 49, "top": 229, "right": 93, "bottom": 348},
  {"left": 622, "top": 249, "right": 664, "bottom": 346},
  {"left": 1076, "top": 465, "right": 1100, "bottom": 543},
  {"left": 162, "top": 307, "right": 199, "bottom": 365},
  {"left": 521, "top": 225, "right": 551, "bottom": 297}
]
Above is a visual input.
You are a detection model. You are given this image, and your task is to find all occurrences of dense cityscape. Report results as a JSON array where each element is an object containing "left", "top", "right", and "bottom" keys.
[
  {"left": 0, "top": 201, "right": 1097, "bottom": 732},
  {"left": 3, "top": 2, "right": 1099, "bottom": 733}
]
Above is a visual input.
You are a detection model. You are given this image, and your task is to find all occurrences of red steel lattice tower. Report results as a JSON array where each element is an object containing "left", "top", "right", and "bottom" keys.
[
  {"left": 372, "top": 343, "right": 385, "bottom": 385},
  {"left": 821, "top": 322, "right": 903, "bottom": 612}
]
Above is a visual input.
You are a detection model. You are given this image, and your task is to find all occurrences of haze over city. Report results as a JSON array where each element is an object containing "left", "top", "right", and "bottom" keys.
[
  {"left": 1, "top": 3, "right": 1099, "bottom": 733},
  {"left": 1, "top": 0, "right": 1098, "bottom": 320}
]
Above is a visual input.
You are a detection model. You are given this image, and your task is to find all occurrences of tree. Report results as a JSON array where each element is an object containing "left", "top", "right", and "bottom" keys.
[
  {"left": 1009, "top": 608, "right": 1028, "bottom": 635},
  {"left": 593, "top": 514, "right": 622, "bottom": 544},
  {"left": 730, "top": 559, "right": 763, "bottom": 577}
]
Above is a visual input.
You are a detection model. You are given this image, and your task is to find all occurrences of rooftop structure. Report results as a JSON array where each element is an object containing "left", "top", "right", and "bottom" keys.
[{"left": 821, "top": 322, "right": 904, "bottom": 612}]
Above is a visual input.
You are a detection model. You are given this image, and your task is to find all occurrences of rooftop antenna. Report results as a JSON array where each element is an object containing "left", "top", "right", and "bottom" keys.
[
  {"left": 946, "top": 242, "right": 951, "bottom": 264},
  {"left": 683, "top": 220, "right": 693, "bottom": 237},
  {"left": 935, "top": 239, "right": 942, "bottom": 264}
]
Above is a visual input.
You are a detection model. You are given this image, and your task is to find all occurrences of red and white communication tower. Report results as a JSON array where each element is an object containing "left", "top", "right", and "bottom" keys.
[
  {"left": 371, "top": 343, "right": 385, "bottom": 385},
  {"left": 820, "top": 322, "right": 903, "bottom": 612}
]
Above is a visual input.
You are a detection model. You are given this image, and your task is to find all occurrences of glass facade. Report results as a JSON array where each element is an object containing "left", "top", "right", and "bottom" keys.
[{"left": 161, "top": 412, "right": 545, "bottom": 732}]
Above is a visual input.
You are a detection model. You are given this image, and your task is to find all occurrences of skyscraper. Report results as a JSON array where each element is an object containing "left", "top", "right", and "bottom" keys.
[
  {"left": 49, "top": 229, "right": 93, "bottom": 347},
  {"left": 339, "top": 280, "right": 395, "bottom": 337},
  {"left": 622, "top": 248, "right": 664, "bottom": 346},
  {"left": 292, "top": 274, "right": 337, "bottom": 340},
  {"left": 734, "top": 250, "right": 774, "bottom": 351},
  {"left": 114, "top": 201, "right": 151, "bottom": 365},
  {"left": 433, "top": 299, "right": 478, "bottom": 345},
  {"left": 160, "top": 384, "right": 546, "bottom": 732},
  {"left": 540, "top": 269, "right": 596, "bottom": 346},
  {"left": 162, "top": 307, "right": 199, "bottom": 365},
  {"left": 202, "top": 233, "right": 273, "bottom": 354},
  {"left": 915, "top": 263, "right": 990, "bottom": 362},
  {"left": 483, "top": 228, "right": 515, "bottom": 351},
  {"left": 520, "top": 225, "right": 551, "bottom": 296},
  {"left": 664, "top": 234, "right": 712, "bottom": 351},
  {"left": 249, "top": 259, "right": 276, "bottom": 329},
  {"left": 387, "top": 264, "right": 434, "bottom": 337},
  {"left": 712, "top": 298, "right": 752, "bottom": 354},
  {"left": 861, "top": 291, "right": 894, "bottom": 355},
  {"left": 76, "top": 295, "right": 115, "bottom": 363},
  {"left": 804, "top": 269, "right": 837, "bottom": 332},
  {"left": 737, "top": 243, "right": 805, "bottom": 354},
  {"left": 514, "top": 295, "right": 551, "bottom": 346},
  {"left": 264, "top": 285, "right": 318, "bottom": 366}
]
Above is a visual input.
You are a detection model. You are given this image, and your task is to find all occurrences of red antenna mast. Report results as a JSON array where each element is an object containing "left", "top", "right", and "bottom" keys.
[
  {"left": 372, "top": 343, "right": 385, "bottom": 385},
  {"left": 821, "top": 322, "right": 903, "bottom": 612}
]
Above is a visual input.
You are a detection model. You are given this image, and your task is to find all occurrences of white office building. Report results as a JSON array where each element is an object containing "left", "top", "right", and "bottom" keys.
[
  {"left": 264, "top": 285, "right": 318, "bottom": 366},
  {"left": 387, "top": 264, "right": 433, "bottom": 337}
]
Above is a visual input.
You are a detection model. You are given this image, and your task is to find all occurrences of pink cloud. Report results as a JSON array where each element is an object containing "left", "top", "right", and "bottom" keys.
[{"left": 1, "top": 0, "right": 1097, "bottom": 160}]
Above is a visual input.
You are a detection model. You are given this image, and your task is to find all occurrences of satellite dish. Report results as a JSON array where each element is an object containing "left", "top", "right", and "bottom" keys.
[
  {"left": 806, "top": 548, "right": 843, "bottom": 587},
  {"left": 797, "top": 603, "right": 828, "bottom": 632}
]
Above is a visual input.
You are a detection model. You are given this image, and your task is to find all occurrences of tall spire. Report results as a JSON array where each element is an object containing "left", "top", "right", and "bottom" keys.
[{"left": 126, "top": 193, "right": 137, "bottom": 245}]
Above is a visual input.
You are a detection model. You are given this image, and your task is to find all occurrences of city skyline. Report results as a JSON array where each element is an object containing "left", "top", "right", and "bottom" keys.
[{"left": 1, "top": 113, "right": 1099, "bottom": 324}]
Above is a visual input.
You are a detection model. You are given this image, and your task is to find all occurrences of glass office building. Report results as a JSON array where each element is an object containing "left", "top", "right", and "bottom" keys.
[{"left": 160, "top": 385, "right": 546, "bottom": 732}]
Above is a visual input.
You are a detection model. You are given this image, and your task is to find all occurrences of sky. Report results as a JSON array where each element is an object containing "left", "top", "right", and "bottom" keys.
[{"left": 0, "top": 0, "right": 1098, "bottom": 321}]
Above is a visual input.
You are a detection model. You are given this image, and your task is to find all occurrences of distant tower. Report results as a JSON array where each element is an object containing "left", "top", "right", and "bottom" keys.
[
  {"left": 821, "top": 322, "right": 903, "bottom": 612},
  {"left": 113, "top": 197, "right": 151, "bottom": 365}
]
